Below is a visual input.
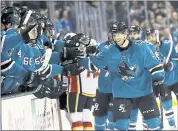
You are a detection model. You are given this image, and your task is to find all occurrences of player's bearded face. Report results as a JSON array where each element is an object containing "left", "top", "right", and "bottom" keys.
[
  {"left": 113, "top": 32, "right": 127, "bottom": 46},
  {"left": 28, "top": 26, "right": 38, "bottom": 40},
  {"left": 147, "top": 34, "right": 157, "bottom": 44},
  {"left": 129, "top": 32, "right": 140, "bottom": 40}
]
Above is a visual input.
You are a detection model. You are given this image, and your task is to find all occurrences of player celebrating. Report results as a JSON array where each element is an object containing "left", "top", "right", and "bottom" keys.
[
  {"left": 61, "top": 33, "right": 98, "bottom": 130},
  {"left": 87, "top": 22, "right": 165, "bottom": 130},
  {"left": 1, "top": 6, "right": 29, "bottom": 94}
]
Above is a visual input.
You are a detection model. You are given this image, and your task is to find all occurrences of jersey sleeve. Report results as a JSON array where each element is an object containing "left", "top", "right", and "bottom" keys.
[
  {"left": 89, "top": 46, "right": 110, "bottom": 70},
  {"left": 80, "top": 41, "right": 110, "bottom": 71},
  {"left": 143, "top": 43, "right": 165, "bottom": 81},
  {"left": 79, "top": 57, "right": 97, "bottom": 73},
  {"left": 2, "top": 34, "right": 23, "bottom": 52},
  {"left": 53, "top": 40, "right": 65, "bottom": 52}
]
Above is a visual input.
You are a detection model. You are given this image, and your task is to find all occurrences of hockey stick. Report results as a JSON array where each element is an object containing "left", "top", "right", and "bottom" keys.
[
  {"left": 160, "top": 34, "right": 174, "bottom": 130},
  {"left": 159, "top": 95, "right": 164, "bottom": 130},
  {"left": 165, "top": 34, "right": 174, "bottom": 64},
  {"left": 56, "top": 98, "right": 63, "bottom": 130}
]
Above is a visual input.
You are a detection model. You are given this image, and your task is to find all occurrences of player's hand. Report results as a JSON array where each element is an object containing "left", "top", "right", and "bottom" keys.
[
  {"left": 62, "top": 63, "right": 85, "bottom": 76},
  {"left": 64, "top": 33, "right": 91, "bottom": 47},
  {"left": 86, "top": 45, "right": 97, "bottom": 56},
  {"left": 32, "top": 77, "right": 67, "bottom": 99},
  {"left": 44, "top": 41, "right": 54, "bottom": 50},
  {"left": 46, "top": 79, "right": 68, "bottom": 99},
  {"left": 163, "top": 62, "right": 174, "bottom": 71},
  {"left": 61, "top": 47, "right": 86, "bottom": 61},
  {"left": 78, "top": 33, "right": 91, "bottom": 46}
]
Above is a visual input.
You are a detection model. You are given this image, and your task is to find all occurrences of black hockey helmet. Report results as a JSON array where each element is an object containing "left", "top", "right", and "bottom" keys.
[
  {"left": 25, "top": 12, "right": 38, "bottom": 28},
  {"left": 43, "top": 19, "right": 55, "bottom": 37},
  {"left": 146, "top": 28, "right": 156, "bottom": 36},
  {"left": 21, "top": 13, "right": 38, "bottom": 43},
  {"left": 1, "top": 7, "right": 21, "bottom": 26},
  {"left": 109, "top": 22, "right": 128, "bottom": 33},
  {"left": 129, "top": 25, "right": 142, "bottom": 33},
  {"left": 44, "top": 19, "right": 54, "bottom": 30},
  {"left": 18, "top": 6, "right": 29, "bottom": 18}
]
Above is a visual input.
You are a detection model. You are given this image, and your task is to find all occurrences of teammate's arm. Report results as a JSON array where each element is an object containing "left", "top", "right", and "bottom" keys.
[
  {"left": 143, "top": 43, "right": 165, "bottom": 97},
  {"left": 2, "top": 33, "right": 23, "bottom": 51}
]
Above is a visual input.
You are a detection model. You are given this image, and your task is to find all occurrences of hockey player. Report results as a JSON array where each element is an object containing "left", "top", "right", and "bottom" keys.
[
  {"left": 11, "top": 13, "right": 84, "bottom": 78},
  {"left": 86, "top": 22, "right": 165, "bottom": 130},
  {"left": 146, "top": 28, "right": 178, "bottom": 129},
  {"left": 1, "top": 7, "right": 84, "bottom": 95},
  {"left": 61, "top": 33, "right": 98, "bottom": 130},
  {"left": 1, "top": 6, "right": 29, "bottom": 94},
  {"left": 93, "top": 29, "right": 114, "bottom": 130},
  {"left": 128, "top": 25, "right": 142, "bottom": 40}
]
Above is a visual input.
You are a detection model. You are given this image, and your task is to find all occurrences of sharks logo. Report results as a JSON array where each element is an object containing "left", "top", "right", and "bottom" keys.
[{"left": 118, "top": 62, "right": 138, "bottom": 81}]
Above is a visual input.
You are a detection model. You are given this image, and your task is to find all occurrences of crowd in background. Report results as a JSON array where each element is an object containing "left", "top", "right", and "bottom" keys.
[{"left": 8, "top": 1, "right": 177, "bottom": 45}]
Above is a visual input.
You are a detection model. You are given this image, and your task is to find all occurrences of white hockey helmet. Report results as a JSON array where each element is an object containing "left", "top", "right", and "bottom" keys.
[{"left": 63, "top": 32, "right": 76, "bottom": 41}]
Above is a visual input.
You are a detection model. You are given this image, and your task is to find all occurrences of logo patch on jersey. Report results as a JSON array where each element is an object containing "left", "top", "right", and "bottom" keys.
[{"left": 117, "top": 62, "right": 138, "bottom": 81}]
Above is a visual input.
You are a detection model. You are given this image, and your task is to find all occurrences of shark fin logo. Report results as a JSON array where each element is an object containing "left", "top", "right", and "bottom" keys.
[{"left": 118, "top": 62, "right": 138, "bottom": 81}]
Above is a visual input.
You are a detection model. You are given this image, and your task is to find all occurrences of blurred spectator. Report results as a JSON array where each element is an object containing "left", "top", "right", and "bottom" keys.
[
  {"left": 115, "top": 2, "right": 128, "bottom": 24},
  {"left": 55, "top": 9, "right": 63, "bottom": 34},
  {"left": 153, "top": 15, "right": 167, "bottom": 29},
  {"left": 129, "top": 1, "right": 145, "bottom": 23},
  {"left": 170, "top": 11, "right": 178, "bottom": 28},
  {"left": 148, "top": 11, "right": 155, "bottom": 28},
  {"left": 60, "top": 9, "right": 73, "bottom": 32}
]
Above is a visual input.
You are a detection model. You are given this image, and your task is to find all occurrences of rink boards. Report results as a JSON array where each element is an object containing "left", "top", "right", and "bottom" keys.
[{"left": 1, "top": 92, "right": 177, "bottom": 130}]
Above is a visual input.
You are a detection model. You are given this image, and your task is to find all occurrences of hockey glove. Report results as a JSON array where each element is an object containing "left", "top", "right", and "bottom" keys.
[
  {"left": 61, "top": 47, "right": 86, "bottom": 61},
  {"left": 33, "top": 77, "right": 67, "bottom": 99},
  {"left": 163, "top": 62, "right": 174, "bottom": 71},
  {"left": 64, "top": 33, "right": 91, "bottom": 47},
  {"left": 62, "top": 63, "right": 85, "bottom": 76},
  {"left": 43, "top": 41, "right": 54, "bottom": 50},
  {"left": 86, "top": 45, "right": 97, "bottom": 56},
  {"left": 152, "top": 78, "right": 165, "bottom": 97},
  {"left": 46, "top": 79, "right": 68, "bottom": 99}
]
